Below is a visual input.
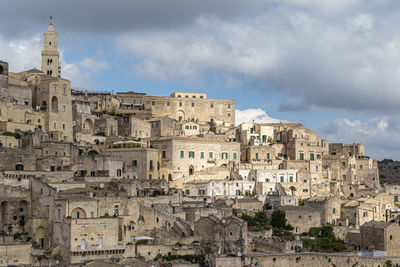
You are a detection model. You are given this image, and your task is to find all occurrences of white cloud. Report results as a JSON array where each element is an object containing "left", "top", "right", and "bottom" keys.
[
  {"left": 0, "top": 34, "right": 41, "bottom": 71},
  {"left": 115, "top": 2, "right": 400, "bottom": 114},
  {"left": 0, "top": 33, "right": 100, "bottom": 90},
  {"left": 80, "top": 58, "right": 109, "bottom": 73},
  {"left": 236, "top": 108, "right": 285, "bottom": 126},
  {"left": 318, "top": 117, "right": 400, "bottom": 160}
]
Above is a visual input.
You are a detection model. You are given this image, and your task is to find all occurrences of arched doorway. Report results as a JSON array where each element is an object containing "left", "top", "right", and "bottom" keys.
[
  {"left": 289, "top": 186, "right": 297, "bottom": 196},
  {"left": 71, "top": 207, "right": 86, "bottom": 219},
  {"left": 35, "top": 227, "right": 45, "bottom": 248},
  {"left": 189, "top": 166, "right": 194, "bottom": 176},
  {"left": 176, "top": 110, "right": 185, "bottom": 121},
  {"left": 51, "top": 96, "right": 58, "bottom": 112}
]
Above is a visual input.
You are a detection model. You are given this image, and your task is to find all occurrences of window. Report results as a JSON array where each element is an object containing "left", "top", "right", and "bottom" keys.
[
  {"left": 63, "top": 87, "right": 66, "bottom": 95},
  {"left": 317, "top": 154, "right": 321, "bottom": 159},
  {"left": 210, "top": 103, "right": 214, "bottom": 108},
  {"left": 350, "top": 193, "right": 354, "bottom": 197},
  {"left": 267, "top": 153, "right": 270, "bottom": 160},
  {"left": 24, "top": 101, "right": 29, "bottom": 106},
  {"left": 280, "top": 176, "right": 284, "bottom": 182},
  {"left": 114, "top": 205, "right": 119, "bottom": 216},
  {"left": 180, "top": 151, "right": 184, "bottom": 158},
  {"left": 27, "top": 120, "right": 31, "bottom": 124},
  {"left": 255, "top": 153, "right": 258, "bottom": 160},
  {"left": 185, "top": 189, "right": 190, "bottom": 195},
  {"left": 304, "top": 179, "right": 307, "bottom": 183},
  {"left": 189, "top": 151, "right": 195, "bottom": 158},
  {"left": 162, "top": 151, "right": 166, "bottom": 159},
  {"left": 117, "top": 169, "right": 122, "bottom": 176},
  {"left": 363, "top": 212, "right": 368, "bottom": 217},
  {"left": 303, "top": 189, "right": 308, "bottom": 192},
  {"left": 390, "top": 235, "right": 393, "bottom": 240},
  {"left": 191, "top": 102, "right": 194, "bottom": 107},
  {"left": 209, "top": 152, "right": 213, "bottom": 159},
  {"left": 289, "top": 176, "right": 293, "bottom": 182},
  {"left": 310, "top": 153, "right": 314, "bottom": 160},
  {"left": 53, "top": 122, "right": 57, "bottom": 129},
  {"left": 222, "top": 152, "right": 228, "bottom": 159},
  {"left": 185, "top": 125, "right": 189, "bottom": 129},
  {"left": 179, "top": 102, "right": 182, "bottom": 107},
  {"left": 62, "top": 105, "right": 66, "bottom": 112},
  {"left": 132, "top": 160, "right": 137, "bottom": 166},
  {"left": 233, "top": 152, "right": 237, "bottom": 160},
  {"left": 62, "top": 123, "right": 65, "bottom": 130},
  {"left": 167, "top": 102, "right": 170, "bottom": 106},
  {"left": 395, "top": 196, "right": 398, "bottom": 202},
  {"left": 228, "top": 104, "right": 231, "bottom": 108},
  {"left": 201, "top": 152, "right": 204, "bottom": 159},
  {"left": 315, "top": 165, "right": 319, "bottom": 172},
  {"left": 152, "top": 101, "right": 155, "bottom": 106},
  {"left": 149, "top": 160, "right": 154, "bottom": 170},
  {"left": 333, "top": 208, "right": 336, "bottom": 214},
  {"left": 300, "top": 153, "right": 304, "bottom": 160}
]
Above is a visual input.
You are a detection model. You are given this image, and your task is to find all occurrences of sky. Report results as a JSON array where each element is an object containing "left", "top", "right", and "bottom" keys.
[{"left": 1, "top": 0, "right": 400, "bottom": 160}]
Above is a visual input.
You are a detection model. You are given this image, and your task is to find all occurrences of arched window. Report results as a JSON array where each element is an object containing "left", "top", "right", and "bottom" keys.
[{"left": 51, "top": 96, "right": 58, "bottom": 112}]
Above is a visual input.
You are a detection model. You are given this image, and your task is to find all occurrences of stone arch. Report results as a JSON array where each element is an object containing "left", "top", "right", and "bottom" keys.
[
  {"left": 176, "top": 110, "right": 185, "bottom": 121},
  {"left": 71, "top": 207, "right": 86, "bottom": 219},
  {"left": 83, "top": 118, "right": 94, "bottom": 134},
  {"left": 51, "top": 96, "right": 58, "bottom": 112},
  {"left": 87, "top": 150, "right": 99, "bottom": 156},
  {"left": 35, "top": 226, "right": 46, "bottom": 248}
]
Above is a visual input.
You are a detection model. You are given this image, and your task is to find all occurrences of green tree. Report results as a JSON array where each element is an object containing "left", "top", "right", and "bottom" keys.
[
  {"left": 321, "top": 225, "right": 335, "bottom": 239},
  {"left": 271, "top": 209, "right": 286, "bottom": 228}
]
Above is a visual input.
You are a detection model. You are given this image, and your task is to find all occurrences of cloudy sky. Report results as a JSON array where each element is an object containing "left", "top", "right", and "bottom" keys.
[{"left": 1, "top": 0, "right": 400, "bottom": 160}]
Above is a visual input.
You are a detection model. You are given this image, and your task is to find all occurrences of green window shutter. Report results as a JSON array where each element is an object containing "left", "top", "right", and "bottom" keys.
[{"left": 180, "top": 151, "right": 184, "bottom": 158}]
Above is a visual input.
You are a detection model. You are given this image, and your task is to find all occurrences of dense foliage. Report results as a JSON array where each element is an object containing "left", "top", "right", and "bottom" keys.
[
  {"left": 240, "top": 209, "right": 295, "bottom": 240},
  {"left": 302, "top": 225, "right": 345, "bottom": 252}
]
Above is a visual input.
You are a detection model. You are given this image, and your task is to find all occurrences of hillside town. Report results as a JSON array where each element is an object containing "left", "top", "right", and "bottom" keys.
[{"left": 0, "top": 19, "right": 400, "bottom": 267}]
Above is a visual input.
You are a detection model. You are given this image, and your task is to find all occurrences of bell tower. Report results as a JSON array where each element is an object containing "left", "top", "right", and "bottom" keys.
[{"left": 41, "top": 16, "right": 60, "bottom": 77}]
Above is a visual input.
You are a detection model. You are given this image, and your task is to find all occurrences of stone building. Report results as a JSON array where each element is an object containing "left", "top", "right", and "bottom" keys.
[
  {"left": 151, "top": 136, "right": 240, "bottom": 181},
  {"left": 194, "top": 216, "right": 248, "bottom": 256},
  {"left": 107, "top": 147, "right": 160, "bottom": 179},
  {"left": 280, "top": 206, "right": 321, "bottom": 235},
  {"left": 118, "top": 116, "right": 151, "bottom": 138},
  {"left": 358, "top": 221, "right": 400, "bottom": 256}
]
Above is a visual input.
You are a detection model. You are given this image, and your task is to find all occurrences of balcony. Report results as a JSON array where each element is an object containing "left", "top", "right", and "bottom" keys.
[{"left": 70, "top": 244, "right": 126, "bottom": 255}]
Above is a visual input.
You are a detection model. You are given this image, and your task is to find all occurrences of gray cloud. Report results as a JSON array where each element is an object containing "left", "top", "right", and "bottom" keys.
[
  {"left": 0, "top": 0, "right": 270, "bottom": 38},
  {"left": 113, "top": 1, "right": 400, "bottom": 114},
  {"left": 318, "top": 117, "right": 400, "bottom": 160}
]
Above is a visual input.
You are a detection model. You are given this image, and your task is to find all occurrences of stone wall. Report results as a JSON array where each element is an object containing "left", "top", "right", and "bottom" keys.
[{"left": 251, "top": 253, "right": 400, "bottom": 267}]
